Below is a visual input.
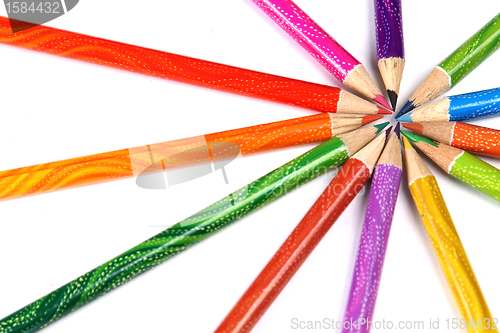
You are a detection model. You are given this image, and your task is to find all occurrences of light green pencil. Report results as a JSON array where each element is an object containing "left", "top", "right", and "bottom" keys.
[{"left": 402, "top": 130, "right": 500, "bottom": 202}]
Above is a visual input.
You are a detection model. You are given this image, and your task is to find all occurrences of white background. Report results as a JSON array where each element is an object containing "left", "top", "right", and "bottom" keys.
[{"left": 1, "top": 0, "right": 500, "bottom": 332}]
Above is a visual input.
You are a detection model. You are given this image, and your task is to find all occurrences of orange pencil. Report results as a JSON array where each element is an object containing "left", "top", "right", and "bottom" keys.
[
  {"left": 402, "top": 122, "right": 500, "bottom": 159},
  {"left": 0, "top": 114, "right": 383, "bottom": 201}
]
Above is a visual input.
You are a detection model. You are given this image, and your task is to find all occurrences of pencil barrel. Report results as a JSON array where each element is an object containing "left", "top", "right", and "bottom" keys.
[
  {"left": 0, "top": 16, "right": 343, "bottom": 113},
  {"left": 448, "top": 87, "right": 500, "bottom": 121},
  {"left": 251, "top": 0, "right": 359, "bottom": 83},
  {"left": 0, "top": 137, "right": 350, "bottom": 333},
  {"left": 374, "top": 0, "right": 404, "bottom": 59},
  {"left": 439, "top": 13, "right": 500, "bottom": 86},
  {"left": 450, "top": 153, "right": 500, "bottom": 202},
  {"left": 409, "top": 176, "right": 496, "bottom": 333},
  {"left": 342, "top": 164, "right": 402, "bottom": 333}
]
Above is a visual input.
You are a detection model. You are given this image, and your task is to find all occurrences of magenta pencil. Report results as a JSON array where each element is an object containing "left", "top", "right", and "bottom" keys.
[
  {"left": 251, "top": 0, "right": 392, "bottom": 110},
  {"left": 341, "top": 132, "right": 402, "bottom": 333}
]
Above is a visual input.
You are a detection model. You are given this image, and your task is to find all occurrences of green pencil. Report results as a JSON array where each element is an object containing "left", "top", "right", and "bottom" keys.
[{"left": 402, "top": 130, "right": 500, "bottom": 202}]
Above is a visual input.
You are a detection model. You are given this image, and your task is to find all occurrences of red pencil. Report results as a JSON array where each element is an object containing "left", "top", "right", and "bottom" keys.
[{"left": 214, "top": 132, "right": 388, "bottom": 333}]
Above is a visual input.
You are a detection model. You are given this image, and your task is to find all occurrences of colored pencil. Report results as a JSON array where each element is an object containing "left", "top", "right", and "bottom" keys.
[
  {"left": 374, "top": 0, "right": 405, "bottom": 109},
  {"left": 0, "top": 114, "right": 383, "bottom": 201},
  {"left": 214, "top": 132, "right": 388, "bottom": 333},
  {"left": 0, "top": 17, "right": 389, "bottom": 115},
  {"left": 397, "top": 12, "right": 500, "bottom": 117},
  {"left": 403, "top": 121, "right": 500, "bottom": 159},
  {"left": 403, "top": 136, "right": 497, "bottom": 333},
  {"left": 0, "top": 123, "right": 389, "bottom": 333},
  {"left": 402, "top": 130, "right": 500, "bottom": 202},
  {"left": 397, "top": 87, "right": 500, "bottom": 122},
  {"left": 251, "top": 0, "right": 392, "bottom": 110},
  {"left": 341, "top": 132, "right": 402, "bottom": 333}
]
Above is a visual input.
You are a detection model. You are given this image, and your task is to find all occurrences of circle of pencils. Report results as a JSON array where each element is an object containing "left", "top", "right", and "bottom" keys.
[
  {"left": 1, "top": 1, "right": 500, "bottom": 332},
  {"left": 214, "top": 132, "right": 387, "bottom": 333},
  {"left": 402, "top": 121, "right": 500, "bottom": 159},
  {"left": 251, "top": 0, "right": 392, "bottom": 109},
  {"left": 403, "top": 136, "right": 497, "bottom": 333},
  {"left": 402, "top": 130, "right": 500, "bottom": 203},
  {"left": 397, "top": 13, "right": 500, "bottom": 117}
]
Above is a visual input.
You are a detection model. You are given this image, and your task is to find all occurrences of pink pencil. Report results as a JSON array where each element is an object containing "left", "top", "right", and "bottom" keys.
[{"left": 252, "top": 0, "right": 392, "bottom": 110}]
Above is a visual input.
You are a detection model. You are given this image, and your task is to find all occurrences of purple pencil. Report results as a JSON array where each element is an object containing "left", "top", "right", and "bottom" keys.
[
  {"left": 341, "top": 131, "right": 402, "bottom": 333},
  {"left": 374, "top": 0, "right": 405, "bottom": 109}
]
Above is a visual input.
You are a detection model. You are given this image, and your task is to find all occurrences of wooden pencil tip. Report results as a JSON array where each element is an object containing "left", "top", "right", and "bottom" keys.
[
  {"left": 387, "top": 90, "right": 398, "bottom": 110},
  {"left": 401, "top": 130, "right": 438, "bottom": 147},
  {"left": 362, "top": 115, "right": 384, "bottom": 125},
  {"left": 374, "top": 121, "right": 390, "bottom": 134},
  {"left": 377, "top": 107, "right": 393, "bottom": 115},
  {"left": 394, "top": 122, "right": 401, "bottom": 139},
  {"left": 385, "top": 126, "right": 393, "bottom": 141},
  {"left": 396, "top": 100, "right": 415, "bottom": 118},
  {"left": 402, "top": 122, "right": 424, "bottom": 134},
  {"left": 402, "top": 135, "right": 413, "bottom": 149},
  {"left": 373, "top": 94, "right": 393, "bottom": 110}
]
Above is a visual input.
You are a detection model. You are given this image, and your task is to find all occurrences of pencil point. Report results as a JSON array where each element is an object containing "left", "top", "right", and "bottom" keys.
[
  {"left": 401, "top": 130, "right": 438, "bottom": 147},
  {"left": 394, "top": 123, "right": 401, "bottom": 139},
  {"left": 374, "top": 121, "right": 390, "bottom": 134},
  {"left": 402, "top": 135, "right": 413, "bottom": 149},
  {"left": 396, "top": 100, "right": 415, "bottom": 118},
  {"left": 402, "top": 122, "right": 424, "bottom": 134},
  {"left": 385, "top": 126, "right": 393, "bottom": 141},
  {"left": 377, "top": 107, "right": 392, "bottom": 115},
  {"left": 387, "top": 90, "right": 398, "bottom": 110},
  {"left": 373, "top": 94, "right": 392, "bottom": 110},
  {"left": 396, "top": 112, "right": 412, "bottom": 123},
  {"left": 362, "top": 115, "right": 384, "bottom": 126}
]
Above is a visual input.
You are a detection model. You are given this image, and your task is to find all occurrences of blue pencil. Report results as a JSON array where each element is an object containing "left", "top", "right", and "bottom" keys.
[{"left": 397, "top": 87, "right": 500, "bottom": 123}]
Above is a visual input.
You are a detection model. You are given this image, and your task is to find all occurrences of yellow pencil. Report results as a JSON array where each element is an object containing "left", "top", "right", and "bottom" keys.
[{"left": 403, "top": 136, "right": 497, "bottom": 333}]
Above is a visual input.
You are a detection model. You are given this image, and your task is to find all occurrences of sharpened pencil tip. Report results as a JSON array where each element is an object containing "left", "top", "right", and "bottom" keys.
[
  {"left": 396, "top": 100, "right": 415, "bottom": 118},
  {"left": 387, "top": 90, "right": 398, "bottom": 110},
  {"left": 402, "top": 135, "right": 413, "bottom": 149},
  {"left": 396, "top": 112, "right": 412, "bottom": 123},
  {"left": 401, "top": 130, "right": 438, "bottom": 147},
  {"left": 362, "top": 115, "right": 384, "bottom": 126},
  {"left": 385, "top": 126, "right": 393, "bottom": 141},
  {"left": 394, "top": 123, "right": 401, "bottom": 139},
  {"left": 373, "top": 94, "right": 392, "bottom": 111},
  {"left": 402, "top": 122, "right": 424, "bottom": 134},
  {"left": 377, "top": 107, "right": 392, "bottom": 115},
  {"left": 374, "top": 121, "right": 390, "bottom": 134}
]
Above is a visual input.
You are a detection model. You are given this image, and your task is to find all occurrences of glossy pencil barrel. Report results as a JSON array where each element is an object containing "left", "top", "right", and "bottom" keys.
[
  {"left": 342, "top": 164, "right": 402, "bottom": 333},
  {"left": 0, "top": 114, "right": 375, "bottom": 201},
  {"left": 374, "top": 0, "right": 404, "bottom": 60},
  {"left": 0, "top": 16, "right": 362, "bottom": 114},
  {"left": 439, "top": 13, "right": 500, "bottom": 87},
  {"left": 0, "top": 136, "right": 353, "bottom": 333},
  {"left": 251, "top": 0, "right": 359, "bottom": 83},
  {"left": 450, "top": 152, "right": 500, "bottom": 202},
  {"left": 215, "top": 158, "right": 372, "bottom": 333},
  {"left": 409, "top": 176, "right": 497, "bottom": 333}
]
